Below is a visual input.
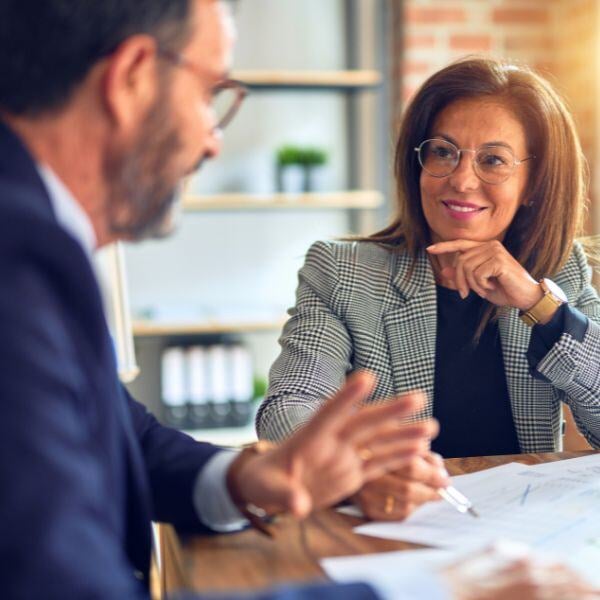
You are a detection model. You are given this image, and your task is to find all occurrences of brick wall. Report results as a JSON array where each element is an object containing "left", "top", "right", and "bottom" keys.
[{"left": 391, "top": 0, "right": 599, "bottom": 232}]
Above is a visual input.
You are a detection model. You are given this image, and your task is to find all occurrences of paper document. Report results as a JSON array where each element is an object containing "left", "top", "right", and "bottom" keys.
[{"left": 355, "top": 453, "right": 600, "bottom": 584}]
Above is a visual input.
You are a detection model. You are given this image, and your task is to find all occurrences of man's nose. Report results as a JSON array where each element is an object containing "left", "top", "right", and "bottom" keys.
[{"left": 204, "top": 127, "right": 223, "bottom": 160}]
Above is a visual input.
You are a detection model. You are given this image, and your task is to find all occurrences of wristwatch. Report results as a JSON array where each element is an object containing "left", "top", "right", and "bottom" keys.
[{"left": 519, "top": 278, "right": 567, "bottom": 327}]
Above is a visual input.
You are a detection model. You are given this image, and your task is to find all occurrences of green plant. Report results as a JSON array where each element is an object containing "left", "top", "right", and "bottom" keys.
[
  {"left": 299, "top": 147, "right": 328, "bottom": 167},
  {"left": 276, "top": 145, "right": 328, "bottom": 167},
  {"left": 276, "top": 145, "right": 303, "bottom": 166},
  {"left": 252, "top": 375, "right": 268, "bottom": 402}
]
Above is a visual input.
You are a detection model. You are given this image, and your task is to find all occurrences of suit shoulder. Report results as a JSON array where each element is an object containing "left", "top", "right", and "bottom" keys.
[
  {"left": 555, "top": 241, "right": 593, "bottom": 300},
  {"left": 306, "top": 239, "right": 398, "bottom": 273}
]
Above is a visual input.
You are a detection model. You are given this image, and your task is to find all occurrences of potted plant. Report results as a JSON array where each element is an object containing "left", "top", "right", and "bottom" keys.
[
  {"left": 275, "top": 145, "right": 329, "bottom": 193},
  {"left": 298, "top": 147, "right": 328, "bottom": 192},
  {"left": 276, "top": 145, "right": 304, "bottom": 193}
]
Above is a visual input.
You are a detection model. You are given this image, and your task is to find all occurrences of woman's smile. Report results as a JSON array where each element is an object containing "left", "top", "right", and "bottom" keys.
[{"left": 441, "top": 199, "right": 488, "bottom": 221}]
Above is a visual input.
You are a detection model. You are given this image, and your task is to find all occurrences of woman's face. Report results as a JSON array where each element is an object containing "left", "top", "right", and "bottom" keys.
[{"left": 419, "top": 97, "right": 531, "bottom": 244}]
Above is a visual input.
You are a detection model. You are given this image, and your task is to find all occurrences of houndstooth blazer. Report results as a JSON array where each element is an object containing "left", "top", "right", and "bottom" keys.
[{"left": 257, "top": 240, "right": 600, "bottom": 453}]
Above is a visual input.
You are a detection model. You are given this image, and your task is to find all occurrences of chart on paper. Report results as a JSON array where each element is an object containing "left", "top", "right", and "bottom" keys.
[{"left": 355, "top": 455, "right": 600, "bottom": 556}]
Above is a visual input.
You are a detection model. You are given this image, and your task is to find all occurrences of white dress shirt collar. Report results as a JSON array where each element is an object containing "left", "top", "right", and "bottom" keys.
[{"left": 36, "top": 164, "right": 97, "bottom": 258}]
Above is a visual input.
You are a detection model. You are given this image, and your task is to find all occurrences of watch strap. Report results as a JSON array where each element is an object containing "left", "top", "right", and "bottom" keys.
[{"left": 519, "top": 279, "right": 565, "bottom": 327}]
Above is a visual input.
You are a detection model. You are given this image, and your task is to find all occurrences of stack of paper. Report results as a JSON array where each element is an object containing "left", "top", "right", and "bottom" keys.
[{"left": 323, "top": 453, "right": 600, "bottom": 587}]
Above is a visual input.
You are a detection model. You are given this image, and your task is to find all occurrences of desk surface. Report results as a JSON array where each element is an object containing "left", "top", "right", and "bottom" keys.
[{"left": 179, "top": 451, "right": 594, "bottom": 594}]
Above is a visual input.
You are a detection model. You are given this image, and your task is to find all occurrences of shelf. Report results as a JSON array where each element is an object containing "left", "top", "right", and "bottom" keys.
[
  {"left": 183, "top": 422, "right": 258, "bottom": 448},
  {"left": 183, "top": 190, "right": 383, "bottom": 212},
  {"left": 231, "top": 69, "right": 382, "bottom": 90},
  {"left": 132, "top": 317, "right": 287, "bottom": 337}
]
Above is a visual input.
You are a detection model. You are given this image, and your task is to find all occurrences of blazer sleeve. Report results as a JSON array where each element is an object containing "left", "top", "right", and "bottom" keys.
[
  {"left": 126, "top": 390, "right": 223, "bottom": 533},
  {"left": 256, "top": 241, "right": 353, "bottom": 441},
  {"left": 0, "top": 258, "right": 150, "bottom": 599},
  {"left": 529, "top": 244, "right": 600, "bottom": 447}
]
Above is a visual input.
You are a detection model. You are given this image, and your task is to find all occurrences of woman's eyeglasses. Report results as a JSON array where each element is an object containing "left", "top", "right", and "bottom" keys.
[{"left": 414, "top": 138, "right": 535, "bottom": 185}]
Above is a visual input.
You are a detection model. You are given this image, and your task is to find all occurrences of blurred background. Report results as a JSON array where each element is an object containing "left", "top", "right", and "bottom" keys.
[{"left": 121, "top": 0, "right": 599, "bottom": 443}]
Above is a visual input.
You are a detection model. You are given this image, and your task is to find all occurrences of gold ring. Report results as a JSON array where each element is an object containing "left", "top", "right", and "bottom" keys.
[
  {"left": 358, "top": 447, "right": 373, "bottom": 462},
  {"left": 384, "top": 494, "right": 395, "bottom": 515}
]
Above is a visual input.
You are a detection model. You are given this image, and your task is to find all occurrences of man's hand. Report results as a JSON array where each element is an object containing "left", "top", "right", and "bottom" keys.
[
  {"left": 352, "top": 453, "right": 449, "bottom": 521},
  {"left": 227, "top": 371, "right": 438, "bottom": 519}
]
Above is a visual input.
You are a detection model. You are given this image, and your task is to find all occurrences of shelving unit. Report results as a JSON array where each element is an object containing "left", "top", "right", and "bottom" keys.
[
  {"left": 183, "top": 190, "right": 383, "bottom": 212},
  {"left": 231, "top": 69, "right": 381, "bottom": 90},
  {"left": 132, "top": 317, "right": 286, "bottom": 338}
]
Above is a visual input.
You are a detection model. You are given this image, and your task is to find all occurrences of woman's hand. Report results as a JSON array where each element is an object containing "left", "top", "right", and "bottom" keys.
[
  {"left": 352, "top": 453, "right": 449, "bottom": 521},
  {"left": 227, "top": 372, "right": 439, "bottom": 519},
  {"left": 427, "top": 239, "right": 543, "bottom": 311},
  {"left": 443, "top": 543, "right": 600, "bottom": 600}
]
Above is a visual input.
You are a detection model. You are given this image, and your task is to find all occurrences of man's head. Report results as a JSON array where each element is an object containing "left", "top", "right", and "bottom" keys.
[{"left": 0, "top": 0, "right": 236, "bottom": 243}]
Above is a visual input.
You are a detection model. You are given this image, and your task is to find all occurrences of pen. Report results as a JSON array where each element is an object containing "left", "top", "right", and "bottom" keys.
[{"left": 438, "top": 485, "right": 479, "bottom": 518}]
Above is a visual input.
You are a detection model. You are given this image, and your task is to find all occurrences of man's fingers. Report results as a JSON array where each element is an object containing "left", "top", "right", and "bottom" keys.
[
  {"left": 356, "top": 419, "right": 439, "bottom": 452},
  {"left": 304, "top": 370, "right": 376, "bottom": 436},
  {"left": 341, "top": 391, "right": 427, "bottom": 443},
  {"left": 393, "top": 454, "right": 450, "bottom": 488}
]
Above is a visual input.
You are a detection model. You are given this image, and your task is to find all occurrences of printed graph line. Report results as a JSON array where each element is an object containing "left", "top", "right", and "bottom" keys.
[{"left": 520, "top": 484, "right": 532, "bottom": 506}]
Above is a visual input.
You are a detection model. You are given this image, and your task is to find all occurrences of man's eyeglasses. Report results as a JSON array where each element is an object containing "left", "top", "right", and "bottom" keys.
[
  {"left": 158, "top": 48, "right": 248, "bottom": 131},
  {"left": 414, "top": 138, "right": 535, "bottom": 185}
]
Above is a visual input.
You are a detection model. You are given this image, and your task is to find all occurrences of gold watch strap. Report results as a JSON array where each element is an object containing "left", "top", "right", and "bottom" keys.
[{"left": 519, "top": 280, "right": 564, "bottom": 327}]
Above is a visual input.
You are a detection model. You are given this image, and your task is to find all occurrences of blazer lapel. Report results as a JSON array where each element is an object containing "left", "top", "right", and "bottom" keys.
[{"left": 382, "top": 250, "right": 437, "bottom": 419}]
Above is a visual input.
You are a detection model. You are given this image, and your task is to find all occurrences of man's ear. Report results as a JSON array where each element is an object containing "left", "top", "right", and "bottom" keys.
[{"left": 101, "top": 35, "right": 161, "bottom": 131}]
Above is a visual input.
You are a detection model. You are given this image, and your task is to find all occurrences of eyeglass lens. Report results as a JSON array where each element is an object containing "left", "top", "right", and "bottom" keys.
[
  {"left": 418, "top": 139, "right": 516, "bottom": 184},
  {"left": 213, "top": 85, "right": 245, "bottom": 130}
]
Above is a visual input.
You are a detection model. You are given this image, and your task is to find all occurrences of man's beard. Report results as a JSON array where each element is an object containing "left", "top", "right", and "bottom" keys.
[{"left": 104, "top": 93, "right": 196, "bottom": 241}]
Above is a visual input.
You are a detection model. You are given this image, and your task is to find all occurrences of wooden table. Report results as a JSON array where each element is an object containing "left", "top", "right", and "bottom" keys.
[{"left": 166, "top": 451, "right": 595, "bottom": 595}]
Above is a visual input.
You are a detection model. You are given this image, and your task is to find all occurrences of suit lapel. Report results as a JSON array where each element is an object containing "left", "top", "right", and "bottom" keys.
[{"left": 382, "top": 250, "right": 437, "bottom": 419}]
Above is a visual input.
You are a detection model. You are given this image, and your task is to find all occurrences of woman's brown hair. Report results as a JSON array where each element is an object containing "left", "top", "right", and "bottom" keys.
[{"left": 369, "top": 56, "right": 588, "bottom": 282}]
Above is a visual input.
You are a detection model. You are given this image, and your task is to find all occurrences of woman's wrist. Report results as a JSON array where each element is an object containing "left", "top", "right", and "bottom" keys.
[{"left": 515, "top": 280, "right": 544, "bottom": 312}]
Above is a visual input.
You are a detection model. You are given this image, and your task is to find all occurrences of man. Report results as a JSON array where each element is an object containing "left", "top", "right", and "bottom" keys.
[{"left": 0, "top": 1, "right": 594, "bottom": 599}]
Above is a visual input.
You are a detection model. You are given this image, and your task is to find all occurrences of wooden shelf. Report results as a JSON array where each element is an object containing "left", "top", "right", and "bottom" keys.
[
  {"left": 232, "top": 69, "right": 382, "bottom": 90},
  {"left": 132, "top": 317, "right": 287, "bottom": 337},
  {"left": 183, "top": 190, "right": 383, "bottom": 212}
]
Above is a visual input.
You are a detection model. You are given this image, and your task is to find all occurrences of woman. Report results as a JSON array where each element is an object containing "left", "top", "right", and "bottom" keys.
[{"left": 256, "top": 57, "right": 600, "bottom": 520}]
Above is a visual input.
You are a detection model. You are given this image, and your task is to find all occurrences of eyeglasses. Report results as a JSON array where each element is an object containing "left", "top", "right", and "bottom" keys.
[
  {"left": 414, "top": 138, "right": 535, "bottom": 185},
  {"left": 158, "top": 48, "right": 248, "bottom": 131}
]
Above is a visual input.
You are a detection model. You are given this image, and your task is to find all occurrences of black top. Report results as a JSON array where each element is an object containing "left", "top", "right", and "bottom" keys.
[{"left": 431, "top": 286, "right": 521, "bottom": 458}]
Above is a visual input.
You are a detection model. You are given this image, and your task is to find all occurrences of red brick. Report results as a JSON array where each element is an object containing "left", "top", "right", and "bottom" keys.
[
  {"left": 404, "top": 6, "right": 467, "bottom": 24},
  {"left": 492, "top": 8, "right": 550, "bottom": 24},
  {"left": 403, "top": 34, "right": 436, "bottom": 49},
  {"left": 402, "top": 61, "right": 431, "bottom": 75},
  {"left": 504, "top": 35, "right": 554, "bottom": 52},
  {"left": 449, "top": 34, "right": 492, "bottom": 52}
]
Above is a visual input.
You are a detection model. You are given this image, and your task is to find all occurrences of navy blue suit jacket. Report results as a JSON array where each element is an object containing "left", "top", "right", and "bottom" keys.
[{"left": 0, "top": 122, "right": 377, "bottom": 600}]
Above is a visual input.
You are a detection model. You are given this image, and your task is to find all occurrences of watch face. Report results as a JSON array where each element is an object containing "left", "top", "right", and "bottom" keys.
[{"left": 543, "top": 278, "right": 567, "bottom": 303}]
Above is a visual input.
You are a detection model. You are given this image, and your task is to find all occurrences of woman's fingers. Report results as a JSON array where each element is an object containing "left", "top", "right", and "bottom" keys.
[{"left": 354, "top": 466, "right": 444, "bottom": 520}]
